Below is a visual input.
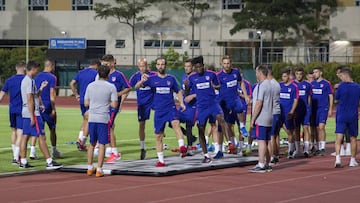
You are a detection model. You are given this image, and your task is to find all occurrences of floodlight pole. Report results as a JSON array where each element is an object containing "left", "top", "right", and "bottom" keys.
[
  {"left": 257, "top": 31, "right": 263, "bottom": 65},
  {"left": 26, "top": 3, "right": 29, "bottom": 63}
]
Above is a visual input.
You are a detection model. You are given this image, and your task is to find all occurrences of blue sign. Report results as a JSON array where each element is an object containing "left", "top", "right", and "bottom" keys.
[{"left": 49, "top": 38, "right": 87, "bottom": 49}]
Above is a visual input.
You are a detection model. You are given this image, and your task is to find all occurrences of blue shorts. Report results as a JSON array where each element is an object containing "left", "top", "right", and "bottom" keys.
[
  {"left": 178, "top": 105, "right": 196, "bottom": 125},
  {"left": 154, "top": 107, "right": 179, "bottom": 134},
  {"left": 335, "top": 119, "right": 358, "bottom": 137},
  {"left": 225, "top": 98, "right": 246, "bottom": 114},
  {"left": 295, "top": 107, "right": 311, "bottom": 127},
  {"left": 22, "top": 116, "right": 45, "bottom": 137},
  {"left": 252, "top": 124, "right": 272, "bottom": 141},
  {"left": 9, "top": 112, "right": 22, "bottom": 129},
  {"left": 108, "top": 108, "right": 119, "bottom": 128},
  {"left": 197, "top": 104, "right": 223, "bottom": 126},
  {"left": 270, "top": 114, "right": 281, "bottom": 136},
  {"left": 80, "top": 104, "right": 89, "bottom": 116},
  {"left": 40, "top": 106, "right": 56, "bottom": 129},
  {"left": 280, "top": 112, "right": 295, "bottom": 130},
  {"left": 88, "top": 122, "right": 110, "bottom": 145},
  {"left": 137, "top": 103, "right": 152, "bottom": 121},
  {"left": 314, "top": 108, "right": 328, "bottom": 126}
]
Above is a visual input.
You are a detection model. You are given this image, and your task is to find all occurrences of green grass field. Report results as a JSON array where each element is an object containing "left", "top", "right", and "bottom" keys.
[{"left": 0, "top": 105, "right": 337, "bottom": 173}]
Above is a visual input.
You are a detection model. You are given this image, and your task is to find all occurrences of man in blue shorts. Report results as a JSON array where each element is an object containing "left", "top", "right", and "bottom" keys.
[
  {"left": 217, "top": 56, "right": 250, "bottom": 154},
  {"left": 0, "top": 61, "right": 26, "bottom": 164},
  {"left": 101, "top": 54, "right": 131, "bottom": 163},
  {"left": 334, "top": 67, "right": 359, "bottom": 167},
  {"left": 249, "top": 65, "right": 272, "bottom": 173},
  {"left": 294, "top": 67, "right": 312, "bottom": 157},
  {"left": 19, "top": 60, "right": 62, "bottom": 169},
  {"left": 85, "top": 65, "right": 118, "bottom": 177},
  {"left": 129, "top": 57, "right": 157, "bottom": 159},
  {"left": 311, "top": 66, "right": 333, "bottom": 156},
  {"left": 279, "top": 68, "right": 299, "bottom": 158},
  {"left": 136, "top": 57, "right": 187, "bottom": 167},
  {"left": 186, "top": 56, "right": 228, "bottom": 162},
  {"left": 70, "top": 59, "right": 100, "bottom": 151},
  {"left": 35, "top": 58, "right": 61, "bottom": 158}
]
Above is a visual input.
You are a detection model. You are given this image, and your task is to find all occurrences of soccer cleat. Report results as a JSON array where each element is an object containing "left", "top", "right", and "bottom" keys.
[
  {"left": 213, "top": 151, "right": 224, "bottom": 159},
  {"left": 207, "top": 144, "right": 215, "bottom": 152},
  {"left": 228, "top": 143, "right": 237, "bottom": 154},
  {"left": 29, "top": 154, "right": 39, "bottom": 160},
  {"left": 105, "top": 152, "right": 121, "bottom": 164},
  {"left": 156, "top": 161, "right": 166, "bottom": 167},
  {"left": 240, "top": 127, "right": 248, "bottom": 137},
  {"left": 46, "top": 160, "right": 63, "bottom": 170},
  {"left": 19, "top": 162, "right": 34, "bottom": 169},
  {"left": 265, "top": 164, "right": 273, "bottom": 172},
  {"left": 270, "top": 156, "right": 279, "bottom": 164},
  {"left": 304, "top": 151, "right": 310, "bottom": 158},
  {"left": 76, "top": 138, "right": 87, "bottom": 151},
  {"left": 95, "top": 170, "right": 104, "bottom": 177},
  {"left": 248, "top": 164, "right": 266, "bottom": 173},
  {"left": 202, "top": 156, "right": 212, "bottom": 164},
  {"left": 292, "top": 150, "right": 300, "bottom": 158},
  {"left": 12, "top": 159, "right": 19, "bottom": 165},
  {"left": 334, "top": 161, "right": 342, "bottom": 168},
  {"left": 287, "top": 151, "right": 294, "bottom": 159},
  {"left": 186, "top": 150, "right": 195, "bottom": 156},
  {"left": 87, "top": 167, "right": 96, "bottom": 176},
  {"left": 140, "top": 149, "right": 146, "bottom": 160},
  {"left": 179, "top": 145, "right": 187, "bottom": 158},
  {"left": 319, "top": 149, "right": 326, "bottom": 156},
  {"left": 52, "top": 150, "right": 62, "bottom": 158},
  {"left": 349, "top": 160, "right": 359, "bottom": 167}
]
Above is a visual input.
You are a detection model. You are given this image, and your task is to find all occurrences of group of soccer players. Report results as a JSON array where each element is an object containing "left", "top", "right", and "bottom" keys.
[{"left": 1, "top": 54, "right": 358, "bottom": 175}]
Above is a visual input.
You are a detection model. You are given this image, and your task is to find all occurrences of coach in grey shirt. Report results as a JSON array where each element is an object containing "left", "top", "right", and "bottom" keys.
[{"left": 249, "top": 65, "right": 273, "bottom": 173}]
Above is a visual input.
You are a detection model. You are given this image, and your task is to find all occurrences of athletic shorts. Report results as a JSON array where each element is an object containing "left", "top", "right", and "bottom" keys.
[
  {"left": 270, "top": 114, "right": 281, "bottom": 136},
  {"left": 314, "top": 108, "right": 328, "bottom": 126},
  {"left": 9, "top": 112, "right": 22, "bottom": 129},
  {"left": 295, "top": 107, "right": 311, "bottom": 127},
  {"left": 178, "top": 105, "right": 196, "bottom": 125},
  {"left": 88, "top": 122, "right": 110, "bottom": 145},
  {"left": 137, "top": 103, "right": 152, "bottom": 122},
  {"left": 80, "top": 104, "right": 89, "bottom": 116},
  {"left": 280, "top": 111, "right": 295, "bottom": 130},
  {"left": 154, "top": 107, "right": 179, "bottom": 134},
  {"left": 252, "top": 124, "right": 272, "bottom": 141},
  {"left": 108, "top": 108, "right": 119, "bottom": 128},
  {"left": 40, "top": 105, "right": 56, "bottom": 129},
  {"left": 22, "top": 116, "right": 45, "bottom": 137},
  {"left": 197, "top": 103, "right": 223, "bottom": 126},
  {"left": 335, "top": 119, "right": 358, "bottom": 137}
]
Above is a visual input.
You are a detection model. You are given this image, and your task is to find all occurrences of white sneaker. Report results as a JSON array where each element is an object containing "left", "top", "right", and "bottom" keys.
[
  {"left": 331, "top": 152, "right": 336, "bottom": 156},
  {"left": 349, "top": 160, "right": 359, "bottom": 167},
  {"left": 335, "top": 160, "right": 341, "bottom": 168},
  {"left": 345, "top": 150, "right": 351, "bottom": 156}
]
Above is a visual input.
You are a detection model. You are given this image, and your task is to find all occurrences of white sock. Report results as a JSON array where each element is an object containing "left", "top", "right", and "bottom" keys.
[
  {"left": 318, "top": 142, "right": 321, "bottom": 150},
  {"left": 309, "top": 142, "right": 313, "bottom": 150},
  {"left": 288, "top": 143, "right": 294, "bottom": 152},
  {"left": 205, "top": 136, "right": 209, "bottom": 144},
  {"left": 219, "top": 144, "right": 223, "bottom": 152},
  {"left": 248, "top": 144, "right": 252, "bottom": 150},
  {"left": 258, "top": 162, "right": 265, "bottom": 168},
  {"left": 204, "top": 153, "right": 210, "bottom": 158},
  {"left": 20, "top": 158, "right": 27, "bottom": 165},
  {"left": 14, "top": 146, "right": 20, "bottom": 160},
  {"left": 239, "top": 122, "right": 245, "bottom": 128},
  {"left": 97, "top": 167, "right": 103, "bottom": 173},
  {"left": 238, "top": 141, "right": 244, "bottom": 151},
  {"left": 336, "top": 155, "right": 341, "bottom": 163},
  {"left": 304, "top": 141, "right": 309, "bottom": 153},
  {"left": 178, "top": 139, "right": 185, "bottom": 147},
  {"left": 157, "top": 152, "right": 164, "bottom": 163},
  {"left": 52, "top": 146, "right": 56, "bottom": 153},
  {"left": 230, "top": 137, "right": 236, "bottom": 145},
  {"left": 11, "top": 144, "right": 15, "bottom": 155},
  {"left": 350, "top": 157, "right": 356, "bottom": 163},
  {"left": 320, "top": 141, "right": 326, "bottom": 150},
  {"left": 105, "top": 147, "right": 112, "bottom": 155},
  {"left": 111, "top": 147, "right": 118, "bottom": 154},
  {"left": 346, "top": 143, "right": 351, "bottom": 151},
  {"left": 140, "top": 141, "right": 145, "bottom": 149},
  {"left": 87, "top": 165, "right": 93, "bottom": 170},
  {"left": 295, "top": 141, "right": 300, "bottom": 152},
  {"left": 30, "top": 146, "right": 36, "bottom": 155},
  {"left": 78, "top": 130, "right": 84, "bottom": 139},
  {"left": 46, "top": 158, "right": 53, "bottom": 164},
  {"left": 214, "top": 143, "right": 219, "bottom": 153}
]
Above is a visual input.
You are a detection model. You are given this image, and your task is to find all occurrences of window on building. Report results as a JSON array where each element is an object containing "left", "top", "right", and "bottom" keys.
[
  {"left": 190, "top": 40, "right": 200, "bottom": 48},
  {"left": 143, "top": 40, "right": 182, "bottom": 48},
  {"left": 222, "top": 0, "right": 245, "bottom": 10},
  {"left": 0, "top": 0, "right": 5, "bottom": 11},
  {"left": 28, "top": 0, "right": 48, "bottom": 11},
  {"left": 115, "top": 40, "right": 125, "bottom": 48},
  {"left": 72, "top": 0, "right": 93, "bottom": 10},
  {"left": 356, "top": 0, "right": 360, "bottom": 6}
]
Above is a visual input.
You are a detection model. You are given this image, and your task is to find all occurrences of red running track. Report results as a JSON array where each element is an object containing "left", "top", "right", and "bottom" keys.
[{"left": 0, "top": 143, "right": 359, "bottom": 203}]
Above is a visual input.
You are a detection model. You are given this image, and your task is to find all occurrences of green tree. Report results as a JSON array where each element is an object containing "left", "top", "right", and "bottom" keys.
[
  {"left": 166, "top": 0, "right": 214, "bottom": 57},
  {"left": 0, "top": 48, "right": 46, "bottom": 83},
  {"left": 230, "top": 0, "right": 337, "bottom": 63},
  {"left": 94, "top": 0, "right": 158, "bottom": 67},
  {"left": 149, "top": 46, "right": 189, "bottom": 69}
]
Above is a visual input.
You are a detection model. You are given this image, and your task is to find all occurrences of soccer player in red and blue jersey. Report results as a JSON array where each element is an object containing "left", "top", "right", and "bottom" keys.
[
  {"left": 186, "top": 56, "right": 229, "bottom": 162},
  {"left": 101, "top": 54, "right": 131, "bottom": 163},
  {"left": 279, "top": 68, "right": 299, "bottom": 158},
  {"left": 0, "top": 61, "right": 26, "bottom": 164},
  {"left": 135, "top": 58, "right": 187, "bottom": 167},
  {"left": 217, "top": 56, "right": 250, "bottom": 154},
  {"left": 294, "top": 67, "right": 312, "bottom": 157},
  {"left": 70, "top": 59, "right": 100, "bottom": 151},
  {"left": 334, "top": 67, "right": 359, "bottom": 167},
  {"left": 35, "top": 59, "right": 61, "bottom": 158},
  {"left": 311, "top": 66, "right": 333, "bottom": 156},
  {"left": 129, "top": 57, "right": 157, "bottom": 160}
]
